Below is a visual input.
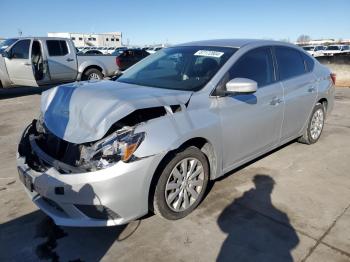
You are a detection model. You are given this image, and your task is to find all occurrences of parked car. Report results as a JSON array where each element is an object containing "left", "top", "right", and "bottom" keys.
[
  {"left": 108, "top": 46, "right": 128, "bottom": 55},
  {"left": 341, "top": 45, "right": 350, "bottom": 55},
  {"left": 0, "top": 38, "right": 18, "bottom": 51},
  {"left": 17, "top": 39, "right": 334, "bottom": 227},
  {"left": 146, "top": 46, "right": 163, "bottom": 54},
  {"left": 322, "top": 45, "right": 347, "bottom": 56},
  {"left": 302, "top": 45, "right": 325, "bottom": 57},
  {"left": 83, "top": 49, "right": 103, "bottom": 55},
  {"left": 114, "top": 48, "right": 149, "bottom": 70},
  {"left": 0, "top": 37, "right": 119, "bottom": 88}
]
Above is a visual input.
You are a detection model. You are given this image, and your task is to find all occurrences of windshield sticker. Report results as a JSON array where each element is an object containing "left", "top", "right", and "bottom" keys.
[{"left": 194, "top": 50, "right": 224, "bottom": 58}]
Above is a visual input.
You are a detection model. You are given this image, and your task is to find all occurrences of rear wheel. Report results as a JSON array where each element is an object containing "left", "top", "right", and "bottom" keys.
[
  {"left": 82, "top": 68, "right": 103, "bottom": 81},
  {"left": 153, "top": 146, "right": 209, "bottom": 220},
  {"left": 298, "top": 103, "right": 325, "bottom": 144}
]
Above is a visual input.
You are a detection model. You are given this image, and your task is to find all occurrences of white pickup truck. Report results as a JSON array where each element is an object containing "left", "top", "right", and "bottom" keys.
[{"left": 0, "top": 37, "right": 119, "bottom": 88}]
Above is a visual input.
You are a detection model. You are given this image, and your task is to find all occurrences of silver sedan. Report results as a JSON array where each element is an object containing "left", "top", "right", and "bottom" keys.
[{"left": 17, "top": 39, "right": 334, "bottom": 226}]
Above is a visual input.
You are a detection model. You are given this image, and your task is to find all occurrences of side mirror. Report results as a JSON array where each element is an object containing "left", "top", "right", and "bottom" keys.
[
  {"left": 2, "top": 50, "right": 10, "bottom": 59},
  {"left": 225, "top": 78, "right": 257, "bottom": 95}
]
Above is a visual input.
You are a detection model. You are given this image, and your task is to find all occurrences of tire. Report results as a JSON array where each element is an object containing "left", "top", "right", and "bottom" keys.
[
  {"left": 298, "top": 103, "right": 325, "bottom": 144},
  {"left": 82, "top": 68, "right": 103, "bottom": 81},
  {"left": 153, "top": 146, "right": 209, "bottom": 220}
]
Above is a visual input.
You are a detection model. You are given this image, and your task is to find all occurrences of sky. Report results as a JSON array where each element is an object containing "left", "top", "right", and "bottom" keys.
[{"left": 1, "top": 0, "right": 349, "bottom": 46}]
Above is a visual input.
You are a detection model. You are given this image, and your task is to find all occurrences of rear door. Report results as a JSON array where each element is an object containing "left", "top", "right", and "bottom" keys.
[
  {"left": 275, "top": 47, "right": 318, "bottom": 142},
  {"left": 45, "top": 39, "right": 77, "bottom": 81},
  {"left": 4, "top": 39, "right": 38, "bottom": 87}
]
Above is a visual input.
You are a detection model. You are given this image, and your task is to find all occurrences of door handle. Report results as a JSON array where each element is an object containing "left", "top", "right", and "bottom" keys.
[
  {"left": 66, "top": 58, "right": 74, "bottom": 62},
  {"left": 23, "top": 62, "right": 31, "bottom": 66},
  {"left": 270, "top": 97, "right": 283, "bottom": 106}
]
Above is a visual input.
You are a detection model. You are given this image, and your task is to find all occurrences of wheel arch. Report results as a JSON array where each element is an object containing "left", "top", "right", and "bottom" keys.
[
  {"left": 148, "top": 137, "right": 218, "bottom": 211},
  {"left": 317, "top": 97, "right": 328, "bottom": 112},
  {"left": 79, "top": 65, "right": 104, "bottom": 80}
]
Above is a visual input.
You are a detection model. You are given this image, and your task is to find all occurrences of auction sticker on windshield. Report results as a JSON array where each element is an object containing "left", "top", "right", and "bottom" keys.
[{"left": 194, "top": 50, "right": 224, "bottom": 58}]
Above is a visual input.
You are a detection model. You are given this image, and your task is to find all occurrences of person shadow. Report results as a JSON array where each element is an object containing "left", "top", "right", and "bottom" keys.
[{"left": 217, "top": 174, "right": 299, "bottom": 262}]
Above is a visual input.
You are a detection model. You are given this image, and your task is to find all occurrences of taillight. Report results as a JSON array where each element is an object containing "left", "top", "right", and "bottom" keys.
[
  {"left": 116, "top": 57, "right": 122, "bottom": 67},
  {"left": 330, "top": 73, "right": 336, "bottom": 85}
]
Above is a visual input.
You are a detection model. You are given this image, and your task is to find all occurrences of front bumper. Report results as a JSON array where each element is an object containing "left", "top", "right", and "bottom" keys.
[{"left": 17, "top": 151, "right": 164, "bottom": 227}]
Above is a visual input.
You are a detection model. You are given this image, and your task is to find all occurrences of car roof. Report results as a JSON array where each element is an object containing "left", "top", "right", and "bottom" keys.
[{"left": 176, "top": 39, "right": 298, "bottom": 49}]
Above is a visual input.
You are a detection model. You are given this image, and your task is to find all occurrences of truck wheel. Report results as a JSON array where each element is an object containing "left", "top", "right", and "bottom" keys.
[
  {"left": 83, "top": 68, "right": 103, "bottom": 81},
  {"left": 298, "top": 103, "right": 325, "bottom": 145},
  {"left": 153, "top": 146, "right": 209, "bottom": 220}
]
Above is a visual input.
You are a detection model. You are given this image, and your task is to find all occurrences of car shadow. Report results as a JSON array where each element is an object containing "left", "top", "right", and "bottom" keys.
[
  {"left": 0, "top": 85, "right": 54, "bottom": 99},
  {"left": 216, "top": 174, "right": 299, "bottom": 262}
]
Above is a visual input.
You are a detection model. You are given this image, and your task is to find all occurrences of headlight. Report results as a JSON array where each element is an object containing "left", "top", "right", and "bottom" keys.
[{"left": 80, "top": 127, "right": 145, "bottom": 170}]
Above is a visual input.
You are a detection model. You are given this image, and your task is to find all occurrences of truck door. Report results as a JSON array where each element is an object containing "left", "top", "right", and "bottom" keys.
[
  {"left": 4, "top": 39, "right": 38, "bottom": 87},
  {"left": 45, "top": 39, "right": 77, "bottom": 82}
]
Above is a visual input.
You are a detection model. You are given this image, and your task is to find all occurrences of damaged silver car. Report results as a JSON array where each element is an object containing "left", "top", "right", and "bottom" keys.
[{"left": 17, "top": 39, "right": 334, "bottom": 226}]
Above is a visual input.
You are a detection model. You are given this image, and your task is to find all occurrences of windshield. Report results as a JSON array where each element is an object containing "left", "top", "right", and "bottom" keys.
[
  {"left": 302, "top": 46, "right": 313, "bottom": 51},
  {"left": 117, "top": 46, "right": 237, "bottom": 91},
  {"left": 0, "top": 38, "right": 18, "bottom": 53},
  {"left": 326, "top": 46, "right": 340, "bottom": 50}
]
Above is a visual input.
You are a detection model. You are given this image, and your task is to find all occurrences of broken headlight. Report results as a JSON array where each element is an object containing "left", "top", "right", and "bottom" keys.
[{"left": 79, "top": 127, "right": 145, "bottom": 170}]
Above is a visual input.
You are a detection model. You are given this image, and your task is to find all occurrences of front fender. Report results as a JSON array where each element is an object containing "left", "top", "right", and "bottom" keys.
[{"left": 134, "top": 97, "right": 222, "bottom": 179}]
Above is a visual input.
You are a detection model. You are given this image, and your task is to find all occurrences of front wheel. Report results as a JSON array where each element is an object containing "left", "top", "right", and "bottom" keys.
[
  {"left": 298, "top": 103, "right": 325, "bottom": 144},
  {"left": 153, "top": 146, "right": 209, "bottom": 220}
]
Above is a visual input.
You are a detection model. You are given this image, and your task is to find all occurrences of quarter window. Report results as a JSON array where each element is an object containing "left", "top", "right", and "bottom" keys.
[
  {"left": 227, "top": 48, "right": 274, "bottom": 87},
  {"left": 10, "top": 39, "right": 31, "bottom": 59},
  {"left": 275, "top": 47, "right": 305, "bottom": 80},
  {"left": 302, "top": 53, "right": 315, "bottom": 72},
  {"left": 46, "top": 40, "right": 69, "bottom": 56}
]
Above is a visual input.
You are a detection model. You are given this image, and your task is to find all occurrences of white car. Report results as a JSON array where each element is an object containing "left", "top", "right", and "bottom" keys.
[
  {"left": 146, "top": 47, "right": 163, "bottom": 54},
  {"left": 323, "top": 45, "right": 347, "bottom": 56},
  {"left": 302, "top": 45, "right": 325, "bottom": 57}
]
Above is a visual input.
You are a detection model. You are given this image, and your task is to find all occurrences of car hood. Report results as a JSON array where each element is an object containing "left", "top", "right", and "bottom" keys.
[{"left": 41, "top": 80, "right": 193, "bottom": 144}]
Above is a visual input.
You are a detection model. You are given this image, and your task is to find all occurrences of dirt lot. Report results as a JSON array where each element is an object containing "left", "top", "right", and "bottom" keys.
[{"left": 0, "top": 86, "right": 350, "bottom": 262}]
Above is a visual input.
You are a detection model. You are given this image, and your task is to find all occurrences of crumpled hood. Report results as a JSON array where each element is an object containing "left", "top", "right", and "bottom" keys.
[{"left": 41, "top": 80, "right": 192, "bottom": 144}]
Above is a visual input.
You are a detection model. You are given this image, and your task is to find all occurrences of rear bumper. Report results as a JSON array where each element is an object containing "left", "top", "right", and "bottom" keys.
[{"left": 17, "top": 151, "right": 164, "bottom": 227}]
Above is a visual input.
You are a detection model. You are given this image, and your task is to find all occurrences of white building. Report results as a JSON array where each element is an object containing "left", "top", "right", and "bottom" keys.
[{"left": 48, "top": 32, "right": 122, "bottom": 47}]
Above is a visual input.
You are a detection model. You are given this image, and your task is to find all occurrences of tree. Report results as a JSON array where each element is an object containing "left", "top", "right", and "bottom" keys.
[{"left": 297, "top": 35, "right": 311, "bottom": 44}]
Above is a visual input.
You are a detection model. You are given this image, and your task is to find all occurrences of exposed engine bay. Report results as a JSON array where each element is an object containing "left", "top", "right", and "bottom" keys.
[{"left": 18, "top": 106, "right": 180, "bottom": 174}]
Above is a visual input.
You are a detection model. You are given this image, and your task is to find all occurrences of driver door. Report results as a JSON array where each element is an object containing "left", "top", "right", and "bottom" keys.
[
  {"left": 4, "top": 39, "right": 38, "bottom": 87},
  {"left": 217, "top": 47, "right": 284, "bottom": 171}
]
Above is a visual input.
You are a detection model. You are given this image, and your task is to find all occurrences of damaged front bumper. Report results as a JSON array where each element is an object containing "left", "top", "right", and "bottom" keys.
[{"left": 17, "top": 124, "right": 165, "bottom": 227}]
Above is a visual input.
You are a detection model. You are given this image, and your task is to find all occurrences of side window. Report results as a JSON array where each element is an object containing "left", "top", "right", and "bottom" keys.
[
  {"left": 10, "top": 40, "right": 31, "bottom": 59},
  {"left": 46, "top": 40, "right": 69, "bottom": 56},
  {"left": 276, "top": 47, "right": 306, "bottom": 80},
  {"left": 302, "top": 53, "right": 315, "bottom": 72},
  {"left": 228, "top": 48, "right": 274, "bottom": 87}
]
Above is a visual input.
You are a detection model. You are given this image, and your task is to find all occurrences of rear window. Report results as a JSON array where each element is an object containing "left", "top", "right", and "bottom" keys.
[
  {"left": 275, "top": 47, "right": 306, "bottom": 80},
  {"left": 46, "top": 40, "right": 69, "bottom": 56},
  {"left": 302, "top": 46, "right": 313, "bottom": 51},
  {"left": 326, "top": 46, "right": 340, "bottom": 51}
]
